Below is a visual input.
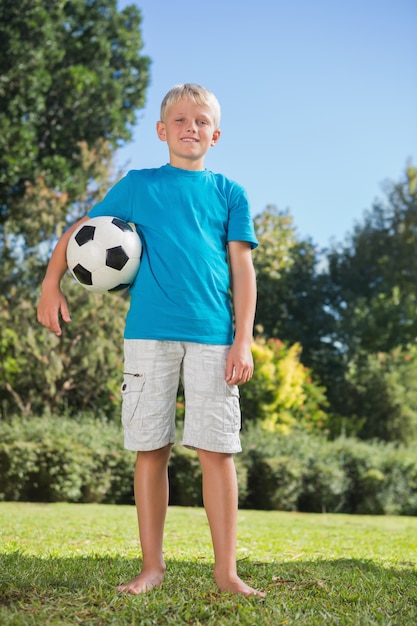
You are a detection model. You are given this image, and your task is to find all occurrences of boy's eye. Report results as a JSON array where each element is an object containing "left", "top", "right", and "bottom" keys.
[{"left": 173, "top": 117, "right": 209, "bottom": 125}]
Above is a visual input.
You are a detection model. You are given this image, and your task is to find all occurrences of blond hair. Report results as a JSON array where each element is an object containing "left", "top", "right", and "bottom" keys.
[{"left": 160, "top": 83, "right": 221, "bottom": 129}]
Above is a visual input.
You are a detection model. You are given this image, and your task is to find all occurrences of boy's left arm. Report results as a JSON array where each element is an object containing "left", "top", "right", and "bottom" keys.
[{"left": 226, "top": 241, "right": 257, "bottom": 385}]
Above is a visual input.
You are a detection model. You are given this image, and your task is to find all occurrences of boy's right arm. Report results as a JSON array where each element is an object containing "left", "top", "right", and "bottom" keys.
[{"left": 37, "top": 216, "right": 90, "bottom": 336}]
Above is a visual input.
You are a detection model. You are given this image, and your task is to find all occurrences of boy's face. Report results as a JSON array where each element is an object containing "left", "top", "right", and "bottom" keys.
[{"left": 156, "top": 98, "right": 221, "bottom": 170}]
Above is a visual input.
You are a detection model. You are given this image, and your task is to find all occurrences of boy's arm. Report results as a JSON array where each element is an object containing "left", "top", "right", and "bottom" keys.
[
  {"left": 37, "top": 216, "right": 90, "bottom": 336},
  {"left": 226, "top": 240, "right": 257, "bottom": 385}
]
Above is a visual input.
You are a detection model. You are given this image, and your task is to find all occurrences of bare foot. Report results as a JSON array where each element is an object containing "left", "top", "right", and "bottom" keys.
[
  {"left": 215, "top": 573, "right": 266, "bottom": 598},
  {"left": 117, "top": 567, "right": 165, "bottom": 595}
]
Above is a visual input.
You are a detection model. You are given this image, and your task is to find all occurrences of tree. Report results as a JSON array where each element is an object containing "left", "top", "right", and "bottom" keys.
[
  {"left": 253, "top": 206, "right": 298, "bottom": 337},
  {"left": 0, "top": 0, "right": 150, "bottom": 230},
  {"left": 0, "top": 1, "right": 150, "bottom": 417},
  {"left": 345, "top": 342, "right": 417, "bottom": 443},
  {"left": 253, "top": 205, "right": 336, "bottom": 374},
  {"left": 317, "top": 165, "right": 417, "bottom": 418},
  {"left": 252, "top": 166, "right": 417, "bottom": 443},
  {"left": 0, "top": 143, "right": 129, "bottom": 419},
  {"left": 326, "top": 164, "right": 417, "bottom": 360},
  {"left": 239, "top": 337, "right": 328, "bottom": 434}
]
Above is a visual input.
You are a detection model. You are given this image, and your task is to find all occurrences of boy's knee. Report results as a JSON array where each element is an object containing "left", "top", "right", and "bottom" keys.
[
  {"left": 197, "top": 448, "right": 233, "bottom": 464},
  {"left": 136, "top": 444, "right": 172, "bottom": 463}
]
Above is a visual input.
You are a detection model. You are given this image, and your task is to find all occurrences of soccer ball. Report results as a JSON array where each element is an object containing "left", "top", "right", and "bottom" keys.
[{"left": 66, "top": 216, "right": 142, "bottom": 293}]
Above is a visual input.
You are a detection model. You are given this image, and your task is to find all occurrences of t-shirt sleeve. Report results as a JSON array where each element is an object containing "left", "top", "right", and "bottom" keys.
[
  {"left": 88, "top": 173, "right": 133, "bottom": 222},
  {"left": 226, "top": 182, "right": 258, "bottom": 249}
]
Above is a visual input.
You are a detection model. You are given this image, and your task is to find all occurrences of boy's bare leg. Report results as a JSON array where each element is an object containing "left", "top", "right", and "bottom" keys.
[
  {"left": 117, "top": 444, "right": 172, "bottom": 594},
  {"left": 197, "top": 449, "right": 266, "bottom": 598}
]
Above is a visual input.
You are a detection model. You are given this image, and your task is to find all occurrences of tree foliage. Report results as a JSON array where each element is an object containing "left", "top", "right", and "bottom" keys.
[
  {"left": 321, "top": 164, "right": 417, "bottom": 426},
  {"left": 0, "top": 1, "right": 149, "bottom": 418},
  {"left": 253, "top": 206, "right": 336, "bottom": 372},
  {"left": 326, "top": 164, "right": 417, "bottom": 359},
  {"left": 0, "top": 144, "right": 128, "bottom": 419},
  {"left": 345, "top": 342, "right": 417, "bottom": 443},
  {"left": 253, "top": 206, "right": 298, "bottom": 337},
  {"left": 0, "top": 0, "right": 150, "bottom": 227},
  {"left": 251, "top": 166, "right": 417, "bottom": 443},
  {"left": 240, "top": 337, "right": 328, "bottom": 434}
]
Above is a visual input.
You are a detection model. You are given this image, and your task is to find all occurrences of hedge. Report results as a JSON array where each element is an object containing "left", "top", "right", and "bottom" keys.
[{"left": 1, "top": 416, "right": 417, "bottom": 514}]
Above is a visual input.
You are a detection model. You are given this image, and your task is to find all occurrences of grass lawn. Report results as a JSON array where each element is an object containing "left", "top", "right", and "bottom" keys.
[{"left": 1, "top": 503, "right": 417, "bottom": 625}]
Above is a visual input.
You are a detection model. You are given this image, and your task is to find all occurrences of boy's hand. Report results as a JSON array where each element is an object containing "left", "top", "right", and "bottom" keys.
[
  {"left": 225, "top": 341, "right": 254, "bottom": 385},
  {"left": 37, "top": 287, "right": 71, "bottom": 336}
]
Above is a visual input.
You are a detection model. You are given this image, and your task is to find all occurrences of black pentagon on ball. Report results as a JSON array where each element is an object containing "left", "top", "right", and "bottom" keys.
[
  {"left": 106, "top": 245, "right": 129, "bottom": 270},
  {"left": 75, "top": 225, "right": 96, "bottom": 246},
  {"left": 72, "top": 264, "right": 93, "bottom": 285},
  {"left": 108, "top": 283, "right": 131, "bottom": 292},
  {"left": 112, "top": 217, "right": 133, "bottom": 232}
]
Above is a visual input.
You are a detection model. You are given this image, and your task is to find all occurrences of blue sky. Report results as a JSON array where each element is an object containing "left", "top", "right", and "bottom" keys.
[{"left": 116, "top": 0, "right": 416, "bottom": 247}]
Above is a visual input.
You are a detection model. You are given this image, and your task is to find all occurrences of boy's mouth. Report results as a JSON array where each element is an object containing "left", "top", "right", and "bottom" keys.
[{"left": 181, "top": 137, "right": 198, "bottom": 142}]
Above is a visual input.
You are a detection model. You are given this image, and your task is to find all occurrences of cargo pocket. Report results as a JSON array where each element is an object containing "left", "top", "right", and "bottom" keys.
[
  {"left": 224, "top": 385, "right": 241, "bottom": 433},
  {"left": 121, "top": 373, "right": 145, "bottom": 427}
]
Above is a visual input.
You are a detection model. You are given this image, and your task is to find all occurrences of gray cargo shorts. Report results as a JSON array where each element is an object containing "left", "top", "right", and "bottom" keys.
[{"left": 121, "top": 339, "right": 242, "bottom": 453}]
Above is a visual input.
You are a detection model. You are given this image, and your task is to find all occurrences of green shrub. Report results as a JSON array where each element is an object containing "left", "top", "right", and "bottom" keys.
[
  {"left": 169, "top": 445, "right": 203, "bottom": 507},
  {"left": 0, "top": 441, "right": 38, "bottom": 501},
  {"left": 297, "top": 446, "right": 349, "bottom": 513},
  {"left": 2, "top": 415, "right": 417, "bottom": 515},
  {"left": 332, "top": 437, "right": 390, "bottom": 514},
  {"left": 346, "top": 344, "right": 417, "bottom": 443},
  {"left": 234, "top": 455, "right": 249, "bottom": 508},
  {"left": 241, "top": 426, "right": 304, "bottom": 510},
  {"left": 244, "top": 449, "right": 303, "bottom": 511},
  {"left": 240, "top": 337, "right": 328, "bottom": 434},
  {"left": 241, "top": 425, "right": 417, "bottom": 515},
  {"left": 0, "top": 415, "right": 135, "bottom": 504},
  {"left": 379, "top": 447, "right": 417, "bottom": 515}
]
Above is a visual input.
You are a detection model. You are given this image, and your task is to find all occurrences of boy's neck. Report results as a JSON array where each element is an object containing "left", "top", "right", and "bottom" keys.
[{"left": 168, "top": 155, "right": 206, "bottom": 171}]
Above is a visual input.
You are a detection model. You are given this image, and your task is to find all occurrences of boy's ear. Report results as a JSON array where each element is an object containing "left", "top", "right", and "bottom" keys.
[
  {"left": 156, "top": 121, "right": 167, "bottom": 141},
  {"left": 211, "top": 129, "right": 221, "bottom": 146}
]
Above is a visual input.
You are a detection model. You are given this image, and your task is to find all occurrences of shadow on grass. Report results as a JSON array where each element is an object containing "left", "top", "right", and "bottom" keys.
[{"left": 1, "top": 552, "right": 417, "bottom": 624}]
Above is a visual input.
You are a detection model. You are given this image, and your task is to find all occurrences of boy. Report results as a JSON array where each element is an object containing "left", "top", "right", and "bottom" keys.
[{"left": 37, "top": 83, "right": 264, "bottom": 598}]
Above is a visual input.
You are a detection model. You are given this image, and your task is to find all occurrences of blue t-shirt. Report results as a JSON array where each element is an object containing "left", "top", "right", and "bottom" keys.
[{"left": 88, "top": 164, "right": 258, "bottom": 344}]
